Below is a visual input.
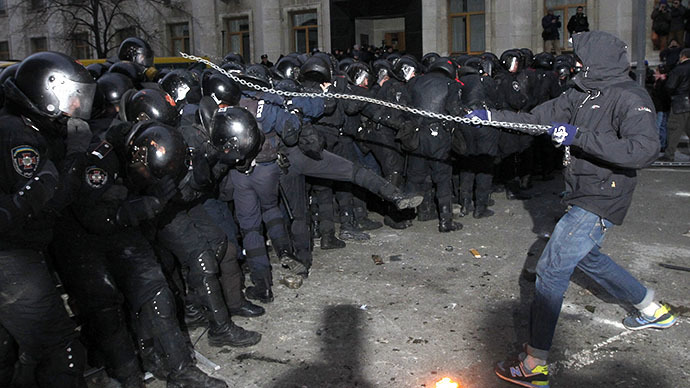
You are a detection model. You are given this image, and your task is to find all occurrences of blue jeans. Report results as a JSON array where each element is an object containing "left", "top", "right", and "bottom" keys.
[
  {"left": 527, "top": 206, "right": 651, "bottom": 359},
  {"left": 656, "top": 111, "right": 668, "bottom": 151}
]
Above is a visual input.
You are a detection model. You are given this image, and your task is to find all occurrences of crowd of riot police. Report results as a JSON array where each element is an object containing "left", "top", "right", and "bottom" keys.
[{"left": 0, "top": 37, "right": 582, "bottom": 387}]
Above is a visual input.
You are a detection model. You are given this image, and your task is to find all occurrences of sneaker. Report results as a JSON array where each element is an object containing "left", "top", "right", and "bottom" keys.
[
  {"left": 623, "top": 304, "right": 677, "bottom": 330},
  {"left": 495, "top": 359, "right": 549, "bottom": 388}
]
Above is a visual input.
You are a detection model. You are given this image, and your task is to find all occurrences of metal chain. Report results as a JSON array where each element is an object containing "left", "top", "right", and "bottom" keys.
[{"left": 180, "top": 52, "right": 571, "bottom": 165}]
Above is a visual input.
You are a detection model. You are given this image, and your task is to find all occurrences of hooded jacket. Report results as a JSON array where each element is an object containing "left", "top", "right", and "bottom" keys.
[{"left": 491, "top": 31, "right": 659, "bottom": 224}]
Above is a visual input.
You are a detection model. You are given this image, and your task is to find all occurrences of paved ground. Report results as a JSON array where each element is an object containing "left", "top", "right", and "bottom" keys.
[{"left": 89, "top": 160, "right": 690, "bottom": 388}]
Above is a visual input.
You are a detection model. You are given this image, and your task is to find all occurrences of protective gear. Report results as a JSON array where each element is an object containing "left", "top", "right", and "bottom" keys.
[
  {"left": 501, "top": 49, "right": 524, "bottom": 73},
  {"left": 7, "top": 51, "right": 96, "bottom": 120},
  {"left": 520, "top": 48, "right": 535, "bottom": 68},
  {"left": 427, "top": 57, "right": 458, "bottom": 79},
  {"left": 108, "top": 61, "right": 145, "bottom": 83},
  {"left": 438, "top": 203, "right": 462, "bottom": 232},
  {"left": 346, "top": 62, "right": 373, "bottom": 87},
  {"left": 220, "top": 61, "right": 245, "bottom": 74},
  {"left": 122, "top": 88, "right": 180, "bottom": 126},
  {"left": 240, "top": 64, "right": 272, "bottom": 88},
  {"left": 0, "top": 63, "right": 19, "bottom": 108},
  {"left": 274, "top": 78, "right": 303, "bottom": 93},
  {"left": 115, "top": 196, "right": 164, "bottom": 227},
  {"left": 393, "top": 55, "right": 422, "bottom": 82},
  {"left": 118, "top": 37, "right": 154, "bottom": 68},
  {"left": 12, "top": 163, "right": 59, "bottom": 216},
  {"left": 300, "top": 56, "right": 332, "bottom": 83},
  {"left": 159, "top": 70, "right": 198, "bottom": 104},
  {"left": 65, "top": 117, "right": 93, "bottom": 155},
  {"left": 126, "top": 122, "right": 189, "bottom": 187},
  {"left": 534, "top": 52, "right": 555, "bottom": 70},
  {"left": 97, "top": 72, "right": 134, "bottom": 105},
  {"left": 547, "top": 122, "right": 577, "bottom": 146},
  {"left": 223, "top": 52, "right": 245, "bottom": 65},
  {"left": 422, "top": 52, "right": 441, "bottom": 71},
  {"left": 209, "top": 106, "right": 264, "bottom": 163},
  {"left": 201, "top": 72, "right": 241, "bottom": 106},
  {"left": 274, "top": 56, "right": 301, "bottom": 80},
  {"left": 338, "top": 57, "right": 355, "bottom": 73},
  {"left": 372, "top": 59, "right": 396, "bottom": 83}
]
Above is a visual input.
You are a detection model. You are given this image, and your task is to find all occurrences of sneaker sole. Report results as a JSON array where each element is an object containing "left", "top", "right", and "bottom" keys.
[
  {"left": 397, "top": 195, "right": 424, "bottom": 210},
  {"left": 208, "top": 336, "right": 262, "bottom": 348},
  {"left": 495, "top": 370, "right": 549, "bottom": 388},
  {"left": 624, "top": 317, "right": 678, "bottom": 331}
]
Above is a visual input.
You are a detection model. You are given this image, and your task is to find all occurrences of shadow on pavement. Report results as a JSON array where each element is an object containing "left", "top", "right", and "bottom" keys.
[{"left": 271, "top": 304, "right": 374, "bottom": 388}]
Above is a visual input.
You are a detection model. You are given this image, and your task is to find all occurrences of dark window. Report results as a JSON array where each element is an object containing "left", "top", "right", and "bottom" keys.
[
  {"left": 72, "top": 32, "right": 90, "bottom": 59},
  {"left": 449, "top": 0, "right": 485, "bottom": 54},
  {"left": 169, "top": 22, "right": 190, "bottom": 56},
  {"left": 225, "top": 17, "right": 250, "bottom": 59},
  {"left": 30, "top": 37, "right": 47, "bottom": 53},
  {"left": 0, "top": 0, "right": 7, "bottom": 16},
  {"left": 291, "top": 11, "right": 318, "bottom": 53},
  {"left": 30, "top": 0, "right": 45, "bottom": 11},
  {"left": 0, "top": 41, "right": 9, "bottom": 60}
]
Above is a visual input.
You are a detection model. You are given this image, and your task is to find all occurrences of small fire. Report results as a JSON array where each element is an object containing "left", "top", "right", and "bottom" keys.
[{"left": 435, "top": 377, "right": 459, "bottom": 388}]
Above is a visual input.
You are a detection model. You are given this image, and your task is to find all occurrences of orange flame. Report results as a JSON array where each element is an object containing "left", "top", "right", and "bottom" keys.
[{"left": 435, "top": 377, "right": 459, "bottom": 388}]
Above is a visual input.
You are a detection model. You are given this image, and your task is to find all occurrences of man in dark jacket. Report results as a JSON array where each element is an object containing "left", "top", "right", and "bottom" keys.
[
  {"left": 662, "top": 48, "right": 690, "bottom": 161},
  {"left": 541, "top": 9, "right": 561, "bottom": 55},
  {"left": 652, "top": 1, "right": 672, "bottom": 51},
  {"left": 469, "top": 31, "right": 677, "bottom": 388},
  {"left": 566, "top": 6, "right": 589, "bottom": 36}
]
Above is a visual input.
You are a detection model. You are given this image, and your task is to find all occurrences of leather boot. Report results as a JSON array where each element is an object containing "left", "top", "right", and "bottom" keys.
[
  {"left": 438, "top": 203, "right": 462, "bottom": 233},
  {"left": 320, "top": 230, "right": 346, "bottom": 249},
  {"left": 208, "top": 321, "right": 261, "bottom": 348},
  {"left": 384, "top": 214, "right": 408, "bottom": 229},
  {"left": 354, "top": 206, "right": 383, "bottom": 230},
  {"left": 473, "top": 205, "right": 494, "bottom": 219},
  {"left": 311, "top": 216, "right": 321, "bottom": 239},
  {"left": 279, "top": 249, "right": 310, "bottom": 278},
  {"left": 183, "top": 303, "right": 208, "bottom": 330},
  {"left": 112, "top": 358, "right": 146, "bottom": 388},
  {"left": 167, "top": 364, "right": 228, "bottom": 388},
  {"left": 460, "top": 197, "right": 473, "bottom": 217},
  {"left": 353, "top": 166, "right": 423, "bottom": 210},
  {"left": 245, "top": 273, "right": 273, "bottom": 303},
  {"left": 339, "top": 210, "right": 370, "bottom": 241}
]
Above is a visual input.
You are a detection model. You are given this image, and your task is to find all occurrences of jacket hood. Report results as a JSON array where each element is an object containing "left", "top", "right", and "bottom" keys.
[{"left": 572, "top": 31, "right": 631, "bottom": 91}]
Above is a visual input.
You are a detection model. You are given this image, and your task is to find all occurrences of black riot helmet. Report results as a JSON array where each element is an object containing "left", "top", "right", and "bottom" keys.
[
  {"left": 460, "top": 57, "right": 482, "bottom": 76},
  {"left": 346, "top": 62, "right": 373, "bottom": 87},
  {"left": 4, "top": 51, "right": 96, "bottom": 120},
  {"left": 126, "top": 121, "right": 189, "bottom": 187},
  {"left": 312, "top": 52, "right": 338, "bottom": 76},
  {"left": 500, "top": 49, "right": 524, "bottom": 73},
  {"left": 422, "top": 52, "right": 440, "bottom": 71},
  {"left": 201, "top": 72, "right": 242, "bottom": 106},
  {"left": 108, "top": 61, "right": 145, "bottom": 83},
  {"left": 372, "top": 59, "right": 396, "bottom": 83},
  {"left": 534, "top": 52, "right": 555, "bottom": 70},
  {"left": 159, "top": 69, "right": 198, "bottom": 104},
  {"left": 393, "top": 55, "right": 422, "bottom": 82},
  {"left": 338, "top": 57, "right": 355, "bottom": 73},
  {"left": 274, "top": 78, "right": 303, "bottom": 93},
  {"left": 300, "top": 55, "right": 332, "bottom": 83},
  {"left": 386, "top": 52, "right": 402, "bottom": 65},
  {"left": 240, "top": 64, "right": 272, "bottom": 89},
  {"left": 0, "top": 63, "right": 20, "bottom": 109},
  {"left": 555, "top": 63, "right": 573, "bottom": 80},
  {"left": 122, "top": 88, "right": 180, "bottom": 126},
  {"left": 86, "top": 63, "right": 107, "bottom": 79},
  {"left": 427, "top": 57, "right": 458, "bottom": 79},
  {"left": 210, "top": 106, "right": 264, "bottom": 164},
  {"left": 520, "top": 48, "right": 535, "bottom": 69},
  {"left": 97, "top": 72, "right": 134, "bottom": 105},
  {"left": 274, "top": 56, "right": 302, "bottom": 80},
  {"left": 223, "top": 52, "right": 245, "bottom": 66},
  {"left": 220, "top": 61, "right": 245, "bottom": 74},
  {"left": 118, "top": 37, "right": 154, "bottom": 68}
]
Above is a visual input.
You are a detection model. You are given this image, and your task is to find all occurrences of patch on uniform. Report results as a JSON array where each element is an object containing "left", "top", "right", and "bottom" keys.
[
  {"left": 91, "top": 141, "right": 113, "bottom": 159},
  {"left": 512, "top": 81, "right": 520, "bottom": 92},
  {"left": 85, "top": 166, "right": 108, "bottom": 188},
  {"left": 11, "top": 146, "right": 40, "bottom": 178},
  {"left": 636, "top": 106, "right": 652, "bottom": 113}
]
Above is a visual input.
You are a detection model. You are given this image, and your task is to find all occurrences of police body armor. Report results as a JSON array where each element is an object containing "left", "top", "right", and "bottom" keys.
[{"left": 239, "top": 93, "right": 280, "bottom": 164}]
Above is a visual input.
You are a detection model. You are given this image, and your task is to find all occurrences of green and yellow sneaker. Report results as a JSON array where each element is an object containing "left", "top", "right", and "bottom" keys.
[
  {"left": 495, "top": 359, "right": 549, "bottom": 388},
  {"left": 623, "top": 304, "right": 677, "bottom": 330}
]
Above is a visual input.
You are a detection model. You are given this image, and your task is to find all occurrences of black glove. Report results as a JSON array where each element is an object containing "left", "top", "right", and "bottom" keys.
[
  {"left": 115, "top": 196, "right": 164, "bottom": 227},
  {"left": 192, "top": 154, "right": 212, "bottom": 189},
  {"left": 13, "top": 161, "right": 59, "bottom": 216},
  {"left": 298, "top": 123, "right": 324, "bottom": 160},
  {"left": 146, "top": 176, "right": 177, "bottom": 205},
  {"left": 66, "top": 117, "right": 93, "bottom": 155}
]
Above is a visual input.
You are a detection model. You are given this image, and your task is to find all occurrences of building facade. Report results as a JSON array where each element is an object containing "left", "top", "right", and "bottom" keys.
[{"left": 0, "top": 0, "right": 661, "bottom": 64}]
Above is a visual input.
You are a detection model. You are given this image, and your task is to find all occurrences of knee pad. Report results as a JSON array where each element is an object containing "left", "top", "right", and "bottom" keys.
[
  {"left": 145, "top": 288, "right": 176, "bottom": 320},
  {"left": 194, "top": 250, "right": 219, "bottom": 276},
  {"left": 37, "top": 340, "right": 86, "bottom": 382}
]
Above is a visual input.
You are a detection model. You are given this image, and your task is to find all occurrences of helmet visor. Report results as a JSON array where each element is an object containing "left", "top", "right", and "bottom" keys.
[
  {"left": 52, "top": 74, "right": 97, "bottom": 120},
  {"left": 401, "top": 64, "right": 416, "bottom": 81},
  {"left": 506, "top": 57, "right": 519, "bottom": 73},
  {"left": 354, "top": 69, "right": 370, "bottom": 87},
  {"left": 135, "top": 49, "right": 154, "bottom": 68}
]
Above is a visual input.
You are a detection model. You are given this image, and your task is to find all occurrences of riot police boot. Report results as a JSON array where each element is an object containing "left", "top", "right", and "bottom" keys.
[
  {"left": 416, "top": 195, "right": 437, "bottom": 222},
  {"left": 460, "top": 197, "right": 473, "bottom": 217},
  {"left": 473, "top": 204, "right": 494, "bottom": 219},
  {"left": 438, "top": 203, "right": 462, "bottom": 233},
  {"left": 320, "top": 230, "right": 346, "bottom": 250},
  {"left": 245, "top": 276, "right": 274, "bottom": 304},
  {"left": 208, "top": 321, "right": 261, "bottom": 348},
  {"left": 505, "top": 181, "right": 532, "bottom": 200},
  {"left": 229, "top": 299, "right": 265, "bottom": 317},
  {"left": 354, "top": 206, "right": 383, "bottom": 231},
  {"left": 311, "top": 217, "right": 321, "bottom": 239},
  {"left": 112, "top": 359, "right": 146, "bottom": 388},
  {"left": 339, "top": 210, "right": 370, "bottom": 241},
  {"left": 167, "top": 364, "right": 228, "bottom": 388},
  {"left": 519, "top": 174, "right": 533, "bottom": 190},
  {"left": 183, "top": 303, "right": 208, "bottom": 330},
  {"left": 384, "top": 214, "right": 408, "bottom": 230},
  {"left": 279, "top": 249, "right": 310, "bottom": 278},
  {"left": 353, "top": 166, "right": 422, "bottom": 210}
]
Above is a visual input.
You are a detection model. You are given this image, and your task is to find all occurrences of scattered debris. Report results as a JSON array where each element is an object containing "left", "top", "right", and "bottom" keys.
[
  {"left": 445, "top": 245, "right": 454, "bottom": 252},
  {"left": 280, "top": 274, "right": 303, "bottom": 289},
  {"left": 389, "top": 255, "right": 402, "bottom": 261},
  {"left": 659, "top": 263, "right": 690, "bottom": 272},
  {"left": 372, "top": 254, "right": 384, "bottom": 265},
  {"left": 585, "top": 305, "right": 596, "bottom": 314},
  {"left": 359, "top": 304, "right": 368, "bottom": 310},
  {"left": 469, "top": 248, "right": 481, "bottom": 259}
]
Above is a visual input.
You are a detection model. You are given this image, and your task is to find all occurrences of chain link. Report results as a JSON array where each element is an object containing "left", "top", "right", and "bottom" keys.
[{"left": 180, "top": 52, "right": 570, "bottom": 165}]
